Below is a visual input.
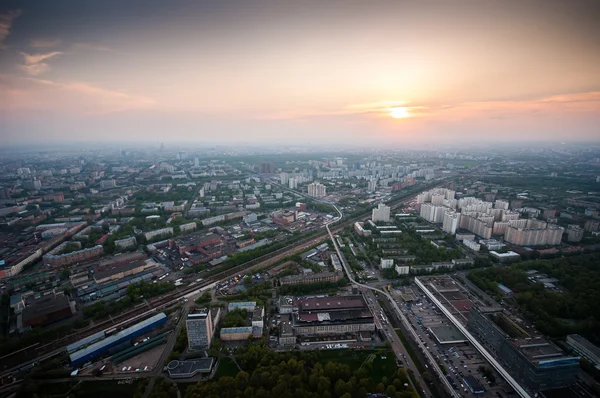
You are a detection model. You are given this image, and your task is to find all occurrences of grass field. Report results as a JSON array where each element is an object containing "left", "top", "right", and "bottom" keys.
[
  {"left": 319, "top": 349, "right": 397, "bottom": 383},
  {"left": 214, "top": 357, "right": 240, "bottom": 379}
]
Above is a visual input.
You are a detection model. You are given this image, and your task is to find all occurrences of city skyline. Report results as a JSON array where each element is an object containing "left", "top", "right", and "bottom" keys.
[{"left": 1, "top": 0, "right": 599, "bottom": 145}]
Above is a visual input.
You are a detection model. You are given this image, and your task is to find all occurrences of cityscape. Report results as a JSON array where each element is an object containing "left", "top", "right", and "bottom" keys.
[{"left": 1, "top": 2, "right": 600, "bottom": 398}]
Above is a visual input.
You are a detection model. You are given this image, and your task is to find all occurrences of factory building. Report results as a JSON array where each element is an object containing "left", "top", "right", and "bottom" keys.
[
  {"left": 70, "top": 313, "right": 167, "bottom": 367},
  {"left": 292, "top": 295, "right": 375, "bottom": 337}
]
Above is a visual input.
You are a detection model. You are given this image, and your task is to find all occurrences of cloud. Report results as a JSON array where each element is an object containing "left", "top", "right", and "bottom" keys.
[
  {"left": 19, "top": 51, "right": 63, "bottom": 75},
  {"left": 30, "top": 38, "right": 62, "bottom": 48},
  {"left": 258, "top": 91, "right": 600, "bottom": 124},
  {"left": 71, "top": 42, "right": 122, "bottom": 54},
  {"left": 0, "top": 74, "right": 156, "bottom": 114},
  {"left": 0, "top": 9, "right": 21, "bottom": 50}
]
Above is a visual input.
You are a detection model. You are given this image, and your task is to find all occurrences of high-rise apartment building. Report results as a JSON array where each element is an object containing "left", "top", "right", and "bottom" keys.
[
  {"left": 259, "top": 162, "right": 274, "bottom": 174},
  {"left": 494, "top": 200, "right": 509, "bottom": 210},
  {"left": 442, "top": 211, "right": 460, "bottom": 234},
  {"left": 459, "top": 213, "right": 493, "bottom": 239},
  {"left": 187, "top": 309, "right": 214, "bottom": 350},
  {"left": 367, "top": 179, "right": 377, "bottom": 191},
  {"left": 504, "top": 221, "right": 564, "bottom": 246},
  {"left": 308, "top": 182, "right": 326, "bottom": 198},
  {"left": 288, "top": 178, "right": 298, "bottom": 189},
  {"left": 372, "top": 203, "right": 391, "bottom": 223},
  {"left": 280, "top": 172, "right": 289, "bottom": 185},
  {"left": 566, "top": 225, "right": 584, "bottom": 242},
  {"left": 420, "top": 203, "right": 447, "bottom": 223}
]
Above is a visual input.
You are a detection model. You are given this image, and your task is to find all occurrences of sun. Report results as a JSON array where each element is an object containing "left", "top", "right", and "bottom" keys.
[{"left": 389, "top": 107, "right": 410, "bottom": 119}]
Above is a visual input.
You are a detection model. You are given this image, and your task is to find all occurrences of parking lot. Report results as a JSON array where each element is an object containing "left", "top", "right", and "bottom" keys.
[{"left": 394, "top": 290, "right": 515, "bottom": 397}]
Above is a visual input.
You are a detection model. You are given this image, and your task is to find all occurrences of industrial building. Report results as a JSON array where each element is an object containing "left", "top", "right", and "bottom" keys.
[
  {"left": 21, "top": 293, "right": 75, "bottom": 328},
  {"left": 69, "top": 312, "right": 167, "bottom": 367},
  {"left": 292, "top": 295, "right": 375, "bottom": 337},
  {"left": 468, "top": 307, "right": 579, "bottom": 391},
  {"left": 279, "top": 271, "right": 342, "bottom": 286}
]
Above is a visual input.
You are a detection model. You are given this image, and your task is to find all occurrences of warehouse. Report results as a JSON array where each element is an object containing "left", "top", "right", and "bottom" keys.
[
  {"left": 69, "top": 312, "right": 167, "bottom": 367},
  {"left": 21, "top": 294, "right": 75, "bottom": 328}
]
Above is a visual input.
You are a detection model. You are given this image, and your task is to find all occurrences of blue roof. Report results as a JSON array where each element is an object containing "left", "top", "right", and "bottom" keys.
[
  {"left": 69, "top": 313, "right": 166, "bottom": 363},
  {"left": 221, "top": 326, "right": 253, "bottom": 334}
]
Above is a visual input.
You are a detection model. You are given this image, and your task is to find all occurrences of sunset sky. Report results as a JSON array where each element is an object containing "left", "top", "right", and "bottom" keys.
[{"left": 1, "top": 0, "right": 599, "bottom": 146}]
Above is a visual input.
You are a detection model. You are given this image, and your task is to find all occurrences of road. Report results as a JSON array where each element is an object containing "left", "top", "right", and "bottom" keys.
[
  {"left": 326, "top": 202, "right": 458, "bottom": 398},
  {"left": 362, "top": 289, "right": 426, "bottom": 394}
]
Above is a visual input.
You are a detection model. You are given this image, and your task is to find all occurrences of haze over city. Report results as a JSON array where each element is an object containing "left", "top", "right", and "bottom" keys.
[{"left": 1, "top": 0, "right": 600, "bottom": 146}]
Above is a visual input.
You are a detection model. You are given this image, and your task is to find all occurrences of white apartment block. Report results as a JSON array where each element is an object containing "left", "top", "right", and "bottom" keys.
[
  {"left": 395, "top": 265, "right": 410, "bottom": 275},
  {"left": 280, "top": 172, "right": 289, "bottom": 185},
  {"left": 372, "top": 203, "right": 391, "bottom": 223},
  {"left": 420, "top": 203, "right": 447, "bottom": 223},
  {"left": 380, "top": 258, "right": 394, "bottom": 269},
  {"left": 288, "top": 178, "right": 298, "bottom": 189},
  {"left": 144, "top": 227, "right": 173, "bottom": 241},
  {"left": 442, "top": 211, "right": 460, "bottom": 234},
  {"left": 431, "top": 194, "right": 445, "bottom": 206},
  {"left": 463, "top": 239, "right": 481, "bottom": 252},
  {"left": 307, "top": 182, "right": 326, "bottom": 198},
  {"left": 494, "top": 200, "right": 509, "bottom": 210}
]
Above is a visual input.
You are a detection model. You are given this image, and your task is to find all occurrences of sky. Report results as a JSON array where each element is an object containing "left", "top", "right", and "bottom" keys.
[{"left": 0, "top": 0, "right": 599, "bottom": 146}]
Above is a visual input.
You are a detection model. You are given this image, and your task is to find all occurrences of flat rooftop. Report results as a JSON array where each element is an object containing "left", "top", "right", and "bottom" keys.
[
  {"left": 167, "top": 358, "right": 214, "bottom": 378},
  {"left": 512, "top": 337, "right": 574, "bottom": 363},
  {"left": 429, "top": 325, "right": 467, "bottom": 344},
  {"left": 297, "top": 295, "right": 366, "bottom": 311},
  {"left": 22, "top": 294, "right": 71, "bottom": 323}
]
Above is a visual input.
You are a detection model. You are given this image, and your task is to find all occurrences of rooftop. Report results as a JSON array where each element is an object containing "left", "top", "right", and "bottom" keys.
[
  {"left": 166, "top": 358, "right": 215, "bottom": 378},
  {"left": 21, "top": 294, "right": 71, "bottom": 324},
  {"left": 69, "top": 313, "right": 166, "bottom": 363},
  {"left": 297, "top": 295, "right": 367, "bottom": 312},
  {"left": 221, "top": 326, "right": 253, "bottom": 334}
]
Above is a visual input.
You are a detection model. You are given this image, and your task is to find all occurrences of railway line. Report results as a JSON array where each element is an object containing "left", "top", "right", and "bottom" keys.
[{"left": 0, "top": 181, "right": 442, "bottom": 381}]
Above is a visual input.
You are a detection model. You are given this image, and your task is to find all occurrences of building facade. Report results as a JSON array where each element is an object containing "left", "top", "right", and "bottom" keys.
[{"left": 187, "top": 309, "right": 214, "bottom": 350}]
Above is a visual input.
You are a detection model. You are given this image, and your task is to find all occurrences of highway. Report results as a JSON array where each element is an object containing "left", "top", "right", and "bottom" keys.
[{"left": 325, "top": 201, "right": 458, "bottom": 398}]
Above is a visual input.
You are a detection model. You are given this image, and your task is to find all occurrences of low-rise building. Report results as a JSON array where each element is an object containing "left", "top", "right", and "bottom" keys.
[
  {"left": 280, "top": 271, "right": 342, "bottom": 286},
  {"left": 114, "top": 236, "right": 137, "bottom": 250},
  {"left": 279, "top": 314, "right": 296, "bottom": 345},
  {"left": 21, "top": 293, "right": 75, "bottom": 328},
  {"left": 292, "top": 295, "right": 375, "bottom": 337},
  {"left": 228, "top": 301, "right": 256, "bottom": 312},
  {"left": 395, "top": 265, "right": 410, "bottom": 275},
  {"left": 220, "top": 326, "right": 254, "bottom": 341}
]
